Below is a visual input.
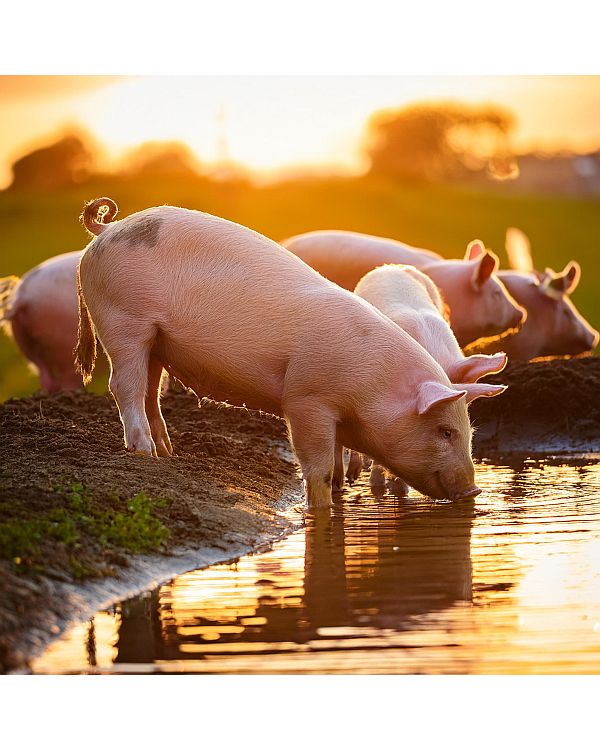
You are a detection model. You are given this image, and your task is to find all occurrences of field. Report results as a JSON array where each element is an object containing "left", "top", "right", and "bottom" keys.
[{"left": 1, "top": 174, "right": 599, "bottom": 400}]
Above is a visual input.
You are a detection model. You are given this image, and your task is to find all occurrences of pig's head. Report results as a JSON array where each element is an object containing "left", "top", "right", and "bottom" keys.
[
  {"left": 499, "top": 265, "right": 599, "bottom": 360},
  {"left": 369, "top": 376, "right": 506, "bottom": 501},
  {"left": 425, "top": 240, "right": 525, "bottom": 348}
]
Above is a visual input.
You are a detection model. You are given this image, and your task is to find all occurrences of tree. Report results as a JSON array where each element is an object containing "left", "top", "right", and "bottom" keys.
[
  {"left": 9, "top": 134, "right": 95, "bottom": 190},
  {"left": 364, "top": 102, "right": 514, "bottom": 182},
  {"left": 121, "top": 141, "right": 202, "bottom": 178}
]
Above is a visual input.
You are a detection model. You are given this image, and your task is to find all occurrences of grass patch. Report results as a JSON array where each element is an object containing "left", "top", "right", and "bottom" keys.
[{"left": 0, "top": 482, "right": 170, "bottom": 578}]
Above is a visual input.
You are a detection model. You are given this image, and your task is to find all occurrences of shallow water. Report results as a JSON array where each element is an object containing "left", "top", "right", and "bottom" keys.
[{"left": 32, "top": 459, "right": 600, "bottom": 674}]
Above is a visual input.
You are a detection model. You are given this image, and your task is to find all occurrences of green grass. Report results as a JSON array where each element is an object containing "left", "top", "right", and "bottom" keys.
[
  {"left": 1, "top": 174, "right": 598, "bottom": 400},
  {"left": 0, "top": 482, "right": 170, "bottom": 578}
]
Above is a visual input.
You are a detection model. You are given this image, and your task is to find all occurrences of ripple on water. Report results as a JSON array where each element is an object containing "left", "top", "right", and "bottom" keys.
[{"left": 32, "top": 460, "right": 600, "bottom": 674}]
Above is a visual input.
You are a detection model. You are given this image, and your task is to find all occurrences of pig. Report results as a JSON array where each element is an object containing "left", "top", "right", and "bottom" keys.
[
  {"left": 338, "top": 263, "right": 507, "bottom": 489},
  {"left": 469, "top": 228, "right": 599, "bottom": 360},
  {"left": 76, "top": 197, "right": 498, "bottom": 508},
  {"left": 0, "top": 251, "right": 84, "bottom": 392},
  {"left": 281, "top": 230, "right": 525, "bottom": 348}
]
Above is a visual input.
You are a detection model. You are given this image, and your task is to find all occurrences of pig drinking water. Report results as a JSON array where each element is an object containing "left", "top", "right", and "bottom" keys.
[
  {"left": 341, "top": 263, "right": 507, "bottom": 488},
  {"left": 282, "top": 230, "right": 525, "bottom": 348},
  {"left": 0, "top": 251, "right": 84, "bottom": 392},
  {"left": 76, "top": 198, "right": 492, "bottom": 507},
  {"left": 469, "top": 228, "right": 598, "bottom": 360}
]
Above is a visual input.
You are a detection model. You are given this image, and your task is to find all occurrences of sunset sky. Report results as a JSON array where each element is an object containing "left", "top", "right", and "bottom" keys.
[{"left": 0, "top": 75, "right": 598, "bottom": 188}]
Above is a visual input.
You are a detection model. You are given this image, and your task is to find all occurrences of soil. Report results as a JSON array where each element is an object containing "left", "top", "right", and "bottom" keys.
[
  {"left": 0, "top": 390, "right": 303, "bottom": 672},
  {"left": 2, "top": 357, "right": 599, "bottom": 673},
  {"left": 470, "top": 357, "right": 600, "bottom": 457}
]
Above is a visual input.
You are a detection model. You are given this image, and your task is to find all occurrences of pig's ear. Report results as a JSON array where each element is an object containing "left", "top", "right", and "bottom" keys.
[
  {"left": 447, "top": 352, "right": 508, "bottom": 383},
  {"left": 541, "top": 261, "right": 581, "bottom": 296},
  {"left": 560, "top": 261, "right": 581, "bottom": 295},
  {"left": 464, "top": 239, "right": 485, "bottom": 261},
  {"left": 416, "top": 381, "right": 466, "bottom": 416},
  {"left": 458, "top": 382, "right": 508, "bottom": 404},
  {"left": 472, "top": 250, "right": 499, "bottom": 289},
  {"left": 505, "top": 227, "right": 534, "bottom": 273}
]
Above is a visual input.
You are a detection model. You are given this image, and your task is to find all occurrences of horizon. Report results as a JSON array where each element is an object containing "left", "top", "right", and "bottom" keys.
[{"left": 0, "top": 75, "right": 599, "bottom": 189}]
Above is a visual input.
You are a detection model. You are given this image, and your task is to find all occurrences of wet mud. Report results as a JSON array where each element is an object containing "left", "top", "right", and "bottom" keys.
[
  {"left": 471, "top": 357, "right": 600, "bottom": 457},
  {"left": 0, "top": 390, "right": 303, "bottom": 672},
  {"left": 1, "top": 358, "right": 599, "bottom": 672}
]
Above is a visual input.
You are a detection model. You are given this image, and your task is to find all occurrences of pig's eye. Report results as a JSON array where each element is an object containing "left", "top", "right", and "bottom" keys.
[{"left": 439, "top": 427, "right": 453, "bottom": 441}]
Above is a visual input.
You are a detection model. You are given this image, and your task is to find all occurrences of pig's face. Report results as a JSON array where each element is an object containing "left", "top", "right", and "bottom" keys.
[
  {"left": 429, "top": 241, "right": 525, "bottom": 347},
  {"left": 373, "top": 380, "right": 506, "bottom": 500},
  {"left": 500, "top": 267, "right": 599, "bottom": 359}
]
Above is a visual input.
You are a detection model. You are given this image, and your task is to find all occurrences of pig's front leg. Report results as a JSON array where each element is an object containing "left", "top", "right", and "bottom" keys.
[
  {"left": 332, "top": 441, "right": 345, "bottom": 491},
  {"left": 346, "top": 450, "right": 364, "bottom": 483},
  {"left": 285, "top": 403, "right": 337, "bottom": 508},
  {"left": 370, "top": 462, "right": 387, "bottom": 487}
]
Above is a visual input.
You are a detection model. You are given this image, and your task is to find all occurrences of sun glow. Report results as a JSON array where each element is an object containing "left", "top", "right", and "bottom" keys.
[{"left": 1, "top": 75, "right": 599, "bottom": 189}]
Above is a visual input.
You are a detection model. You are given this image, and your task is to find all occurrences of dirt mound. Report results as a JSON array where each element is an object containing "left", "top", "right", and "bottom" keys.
[
  {"left": 0, "top": 390, "right": 302, "bottom": 671},
  {"left": 471, "top": 357, "right": 600, "bottom": 456}
]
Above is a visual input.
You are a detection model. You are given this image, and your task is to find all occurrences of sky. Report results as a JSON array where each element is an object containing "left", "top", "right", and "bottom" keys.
[{"left": 0, "top": 75, "right": 598, "bottom": 188}]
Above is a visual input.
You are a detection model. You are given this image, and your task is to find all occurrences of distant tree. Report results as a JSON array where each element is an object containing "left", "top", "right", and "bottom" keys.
[
  {"left": 121, "top": 141, "right": 202, "bottom": 178},
  {"left": 364, "top": 102, "right": 514, "bottom": 182},
  {"left": 9, "top": 135, "right": 95, "bottom": 190}
]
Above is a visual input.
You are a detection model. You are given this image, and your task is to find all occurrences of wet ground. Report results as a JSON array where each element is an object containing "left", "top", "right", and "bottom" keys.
[{"left": 32, "top": 458, "right": 600, "bottom": 674}]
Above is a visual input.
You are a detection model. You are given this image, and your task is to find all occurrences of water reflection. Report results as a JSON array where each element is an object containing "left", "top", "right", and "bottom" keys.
[{"left": 33, "top": 461, "right": 600, "bottom": 674}]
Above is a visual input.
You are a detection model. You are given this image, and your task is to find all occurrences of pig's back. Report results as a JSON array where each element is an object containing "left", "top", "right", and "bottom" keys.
[
  {"left": 81, "top": 207, "right": 417, "bottom": 405},
  {"left": 282, "top": 230, "right": 443, "bottom": 290},
  {"left": 14, "top": 250, "right": 82, "bottom": 320}
]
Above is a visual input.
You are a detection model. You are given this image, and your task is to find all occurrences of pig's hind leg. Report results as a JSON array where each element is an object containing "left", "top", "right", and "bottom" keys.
[
  {"left": 103, "top": 320, "right": 157, "bottom": 456},
  {"left": 145, "top": 354, "right": 173, "bottom": 457},
  {"left": 285, "top": 401, "right": 337, "bottom": 508}
]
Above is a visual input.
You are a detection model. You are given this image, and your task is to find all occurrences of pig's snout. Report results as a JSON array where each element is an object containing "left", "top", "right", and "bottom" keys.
[
  {"left": 451, "top": 486, "right": 482, "bottom": 500},
  {"left": 511, "top": 304, "right": 527, "bottom": 330}
]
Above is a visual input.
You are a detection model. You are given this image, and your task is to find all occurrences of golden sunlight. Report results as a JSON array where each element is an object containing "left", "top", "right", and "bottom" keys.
[{"left": 0, "top": 75, "right": 598, "bottom": 188}]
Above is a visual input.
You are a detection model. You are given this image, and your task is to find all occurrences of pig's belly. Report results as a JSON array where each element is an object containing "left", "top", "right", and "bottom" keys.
[{"left": 156, "top": 339, "right": 285, "bottom": 416}]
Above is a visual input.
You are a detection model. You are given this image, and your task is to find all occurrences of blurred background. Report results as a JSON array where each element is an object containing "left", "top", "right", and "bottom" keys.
[{"left": 1, "top": 75, "right": 599, "bottom": 399}]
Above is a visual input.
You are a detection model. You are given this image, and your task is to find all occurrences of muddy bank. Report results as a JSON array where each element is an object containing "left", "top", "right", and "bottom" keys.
[
  {"left": 0, "top": 391, "right": 303, "bottom": 672},
  {"left": 2, "top": 358, "right": 599, "bottom": 672},
  {"left": 471, "top": 357, "right": 600, "bottom": 457}
]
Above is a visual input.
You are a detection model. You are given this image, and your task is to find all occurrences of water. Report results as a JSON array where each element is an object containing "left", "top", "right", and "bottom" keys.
[{"left": 32, "top": 459, "right": 600, "bottom": 674}]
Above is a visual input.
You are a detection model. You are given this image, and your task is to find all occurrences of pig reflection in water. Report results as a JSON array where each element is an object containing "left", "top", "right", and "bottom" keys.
[
  {"left": 104, "top": 496, "right": 477, "bottom": 663},
  {"left": 76, "top": 198, "right": 498, "bottom": 505}
]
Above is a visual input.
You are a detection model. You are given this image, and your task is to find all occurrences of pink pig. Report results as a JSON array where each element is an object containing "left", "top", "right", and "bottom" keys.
[
  {"left": 281, "top": 230, "right": 525, "bottom": 348},
  {"left": 0, "top": 251, "right": 84, "bottom": 392},
  {"left": 340, "top": 263, "right": 507, "bottom": 489},
  {"left": 469, "top": 228, "right": 598, "bottom": 360},
  {"left": 76, "top": 198, "right": 498, "bottom": 507}
]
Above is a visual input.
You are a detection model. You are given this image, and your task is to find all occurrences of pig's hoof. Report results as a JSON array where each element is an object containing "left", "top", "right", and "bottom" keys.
[
  {"left": 388, "top": 477, "right": 410, "bottom": 497},
  {"left": 369, "top": 465, "right": 387, "bottom": 488},
  {"left": 155, "top": 439, "right": 173, "bottom": 457}
]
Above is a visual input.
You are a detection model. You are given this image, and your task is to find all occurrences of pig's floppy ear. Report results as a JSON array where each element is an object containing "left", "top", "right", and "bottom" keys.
[
  {"left": 472, "top": 250, "right": 499, "bottom": 290},
  {"left": 447, "top": 352, "right": 508, "bottom": 383},
  {"left": 505, "top": 227, "right": 534, "bottom": 273},
  {"left": 456, "top": 382, "right": 508, "bottom": 404},
  {"left": 416, "top": 381, "right": 467, "bottom": 416},
  {"left": 464, "top": 239, "right": 485, "bottom": 261}
]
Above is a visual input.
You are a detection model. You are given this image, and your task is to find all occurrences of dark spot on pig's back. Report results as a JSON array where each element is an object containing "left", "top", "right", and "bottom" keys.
[
  {"left": 119, "top": 216, "right": 163, "bottom": 248},
  {"left": 87, "top": 216, "right": 163, "bottom": 257}
]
